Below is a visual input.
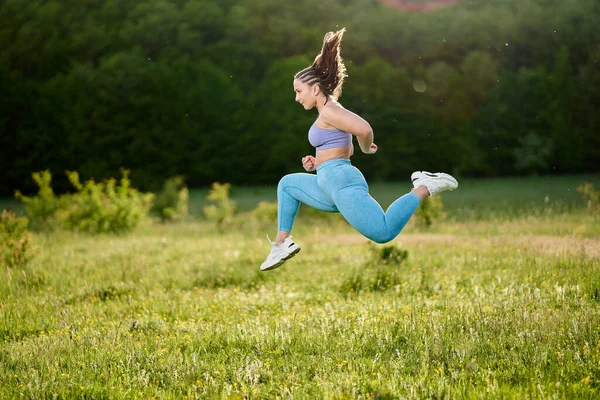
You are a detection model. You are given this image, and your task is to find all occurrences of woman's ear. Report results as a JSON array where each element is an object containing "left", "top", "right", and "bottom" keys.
[{"left": 312, "top": 84, "right": 321, "bottom": 96}]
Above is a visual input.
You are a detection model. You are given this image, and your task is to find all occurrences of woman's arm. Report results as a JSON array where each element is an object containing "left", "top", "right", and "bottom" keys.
[{"left": 320, "top": 105, "right": 376, "bottom": 154}]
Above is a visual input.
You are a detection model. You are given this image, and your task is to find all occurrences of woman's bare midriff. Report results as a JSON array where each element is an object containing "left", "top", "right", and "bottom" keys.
[{"left": 315, "top": 145, "right": 353, "bottom": 167}]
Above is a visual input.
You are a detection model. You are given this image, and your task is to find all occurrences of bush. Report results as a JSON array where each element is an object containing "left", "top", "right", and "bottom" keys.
[
  {"left": 152, "top": 176, "right": 189, "bottom": 222},
  {"left": 14, "top": 170, "right": 60, "bottom": 230},
  {"left": 375, "top": 244, "right": 409, "bottom": 265},
  {"left": 577, "top": 183, "right": 600, "bottom": 236},
  {"left": 577, "top": 182, "right": 599, "bottom": 215},
  {"left": 15, "top": 169, "right": 154, "bottom": 234},
  {"left": 340, "top": 244, "right": 409, "bottom": 297},
  {"left": 414, "top": 195, "right": 446, "bottom": 228},
  {"left": 250, "top": 201, "right": 278, "bottom": 224},
  {"left": 203, "top": 182, "right": 236, "bottom": 231},
  {"left": 0, "top": 209, "right": 36, "bottom": 268},
  {"left": 62, "top": 170, "right": 154, "bottom": 234}
]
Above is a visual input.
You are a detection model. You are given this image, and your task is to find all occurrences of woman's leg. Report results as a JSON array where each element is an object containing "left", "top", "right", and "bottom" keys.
[
  {"left": 276, "top": 173, "right": 338, "bottom": 242},
  {"left": 330, "top": 168, "right": 458, "bottom": 243},
  {"left": 317, "top": 163, "right": 420, "bottom": 244},
  {"left": 332, "top": 185, "right": 421, "bottom": 244}
]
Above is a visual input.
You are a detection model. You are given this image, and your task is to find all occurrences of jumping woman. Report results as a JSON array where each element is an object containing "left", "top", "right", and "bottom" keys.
[{"left": 260, "top": 28, "right": 458, "bottom": 271}]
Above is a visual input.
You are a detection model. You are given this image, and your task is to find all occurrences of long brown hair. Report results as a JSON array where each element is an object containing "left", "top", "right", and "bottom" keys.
[{"left": 294, "top": 28, "right": 347, "bottom": 101}]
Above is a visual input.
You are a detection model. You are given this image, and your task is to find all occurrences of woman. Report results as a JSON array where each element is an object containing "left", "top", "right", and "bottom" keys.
[{"left": 260, "top": 28, "right": 458, "bottom": 271}]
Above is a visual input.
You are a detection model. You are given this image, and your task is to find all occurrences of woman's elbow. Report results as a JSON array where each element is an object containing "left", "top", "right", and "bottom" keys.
[{"left": 356, "top": 126, "right": 373, "bottom": 139}]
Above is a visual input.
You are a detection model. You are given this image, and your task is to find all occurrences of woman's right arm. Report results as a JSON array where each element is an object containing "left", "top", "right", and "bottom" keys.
[{"left": 320, "top": 105, "right": 376, "bottom": 154}]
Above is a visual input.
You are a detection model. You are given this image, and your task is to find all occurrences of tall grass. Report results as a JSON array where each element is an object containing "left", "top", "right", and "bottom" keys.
[{"left": 0, "top": 175, "right": 599, "bottom": 398}]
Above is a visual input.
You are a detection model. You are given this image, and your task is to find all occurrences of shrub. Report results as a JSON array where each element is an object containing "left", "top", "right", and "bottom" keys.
[
  {"left": 152, "top": 176, "right": 189, "bottom": 222},
  {"left": 340, "top": 244, "right": 408, "bottom": 297},
  {"left": 374, "top": 244, "right": 409, "bottom": 265},
  {"left": 14, "top": 170, "right": 60, "bottom": 230},
  {"left": 577, "top": 182, "right": 599, "bottom": 214},
  {"left": 250, "top": 201, "right": 278, "bottom": 224},
  {"left": 203, "top": 182, "right": 236, "bottom": 231},
  {"left": 0, "top": 209, "right": 36, "bottom": 268},
  {"left": 62, "top": 169, "right": 154, "bottom": 234},
  {"left": 577, "top": 183, "right": 600, "bottom": 236},
  {"left": 414, "top": 195, "right": 446, "bottom": 228},
  {"left": 16, "top": 169, "right": 154, "bottom": 234}
]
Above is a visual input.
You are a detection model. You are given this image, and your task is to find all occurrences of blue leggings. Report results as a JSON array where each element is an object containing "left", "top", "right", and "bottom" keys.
[{"left": 277, "top": 159, "right": 421, "bottom": 244}]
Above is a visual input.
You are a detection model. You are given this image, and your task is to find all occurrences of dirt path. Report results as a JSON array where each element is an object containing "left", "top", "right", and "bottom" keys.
[{"left": 328, "top": 233, "right": 600, "bottom": 259}]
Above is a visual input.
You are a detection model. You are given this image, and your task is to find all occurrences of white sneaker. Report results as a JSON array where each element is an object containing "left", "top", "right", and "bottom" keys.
[
  {"left": 411, "top": 171, "right": 458, "bottom": 196},
  {"left": 260, "top": 236, "right": 301, "bottom": 271}
]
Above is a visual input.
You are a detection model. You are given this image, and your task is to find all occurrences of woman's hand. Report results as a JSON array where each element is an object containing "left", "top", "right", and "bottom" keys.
[
  {"left": 364, "top": 143, "right": 378, "bottom": 154},
  {"left": 302, "top": 155, "right": 316, "bottom": 172}
]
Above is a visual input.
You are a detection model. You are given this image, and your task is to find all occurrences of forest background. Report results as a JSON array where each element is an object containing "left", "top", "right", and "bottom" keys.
[{"left": 1, "top": 0, "right": 598, "bottom": 195}]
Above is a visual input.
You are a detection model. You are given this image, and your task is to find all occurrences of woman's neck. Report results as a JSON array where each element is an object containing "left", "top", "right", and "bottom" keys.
[{"left": 315, "top": 94, "right": 332, "bottom": 113}]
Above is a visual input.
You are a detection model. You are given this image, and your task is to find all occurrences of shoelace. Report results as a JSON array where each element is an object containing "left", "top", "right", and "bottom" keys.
[{"left": 266, "top": 234, "right": 292, "bottom": 246}]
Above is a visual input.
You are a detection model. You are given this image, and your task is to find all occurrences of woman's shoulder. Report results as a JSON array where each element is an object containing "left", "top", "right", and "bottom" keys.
[
  {"left": 320, "top": 100, "right": 370, "bottom": 134},
  {"left": 320, "top": 101, "right": 348, "bottom": 121}
]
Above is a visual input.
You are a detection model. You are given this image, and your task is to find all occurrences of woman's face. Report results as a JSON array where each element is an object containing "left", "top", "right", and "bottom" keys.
[{"left": 293, "top": 79, "right": 318, "bottom": 110}]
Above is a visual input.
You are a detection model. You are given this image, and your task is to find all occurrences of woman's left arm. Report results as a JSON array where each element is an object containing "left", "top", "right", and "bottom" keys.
[{"left": 321, "top": 106, "right": 376, "bottom": 154}]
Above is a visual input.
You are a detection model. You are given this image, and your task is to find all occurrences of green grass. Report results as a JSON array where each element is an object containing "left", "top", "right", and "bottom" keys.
[{"left": 1, "top": 175, "right": 600, "bottom": 398}]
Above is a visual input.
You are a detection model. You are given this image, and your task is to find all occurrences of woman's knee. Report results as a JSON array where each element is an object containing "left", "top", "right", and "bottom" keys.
[
  {"left": 368, "top": 231, "right": 395, "bottom": 244},
  {"left": 277, "top": 174, "right": 295, "bottom": 193},
  {"left": 279, "top": 172, "right": 305, "bottom": 185}
]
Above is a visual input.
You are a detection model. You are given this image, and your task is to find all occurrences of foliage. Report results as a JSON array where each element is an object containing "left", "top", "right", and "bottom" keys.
[
  {"left": 15, "top": 169, "right": 153, "bottom": 234},
  {"left": 250, "top": 201, "right": 278, "bottom": 224},
  {"left": 414, "top": 194, "right": 446, "bottom": 227},
  {"left": 340, "top": 244, "right": 409, "bottom": 296},
  {"left": 2, "top": 0, "right": 600, "bottom": 195},
  {"left": 513, "top": 132, "right": 553, "bottom": 173},
  {"left": 152, "top": 176, "right": 189, "bottom": 222},
  {"left": 577, "top": 182, "right": 600, "bottom": 216},
  {"left": 203, "top": 182, "right": 236, "bottom": 231},
  {"left": 374, "top": 244, "right": 409, "bottom": 265},
  {"left": 0, "top": 209, "right": 36, "bottom": 268},
  {"left": 14, "top": 170, "right": 60, "bottom": 231},
  {"left": 61, "top": 170, "right": 154, "bottom": 234}
]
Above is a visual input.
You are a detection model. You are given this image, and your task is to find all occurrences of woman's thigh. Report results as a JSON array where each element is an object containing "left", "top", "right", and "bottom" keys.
[{"left": 279, "top": 173, "right": 338, "bottom": 213}]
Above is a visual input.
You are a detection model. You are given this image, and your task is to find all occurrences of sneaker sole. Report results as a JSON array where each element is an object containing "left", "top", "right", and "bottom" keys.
[
  {"left": 412, "top": 171, "right": 458, "bottom": 190},
  {"left": 260, "top": 247, "right": 301, "bottom": 271},
  {"left": 433, "top": 173, "right": 458, "bottom": 189}
]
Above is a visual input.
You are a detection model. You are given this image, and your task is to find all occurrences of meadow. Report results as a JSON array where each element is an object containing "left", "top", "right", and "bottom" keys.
[{"left": 1, "top": 174, "right": 599, "bottom": 399}]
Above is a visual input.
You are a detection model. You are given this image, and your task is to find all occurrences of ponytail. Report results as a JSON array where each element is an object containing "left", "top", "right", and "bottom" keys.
[{"left": 294, "top": 28, "right": 348, "bottom": 101}]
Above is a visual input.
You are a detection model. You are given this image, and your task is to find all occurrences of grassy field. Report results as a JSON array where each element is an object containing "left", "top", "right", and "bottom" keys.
[{"left": 1, "top": 174, "right": 600, "bottom": 398}]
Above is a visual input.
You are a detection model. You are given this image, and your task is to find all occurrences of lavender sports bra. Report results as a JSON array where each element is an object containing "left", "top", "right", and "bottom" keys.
[{"left": 308, "top": 122, "right": 352, "bottom": 151}]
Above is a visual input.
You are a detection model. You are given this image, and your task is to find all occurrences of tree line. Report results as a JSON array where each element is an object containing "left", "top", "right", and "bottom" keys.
[{"left": 1, "top": 0, "right": 598, "bottom": 195}]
